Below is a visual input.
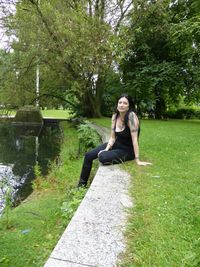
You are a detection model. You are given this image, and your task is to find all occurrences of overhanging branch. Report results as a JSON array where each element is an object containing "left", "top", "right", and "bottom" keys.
[{"left": 30, "top": 93, "right": 76, "bottom": 108}]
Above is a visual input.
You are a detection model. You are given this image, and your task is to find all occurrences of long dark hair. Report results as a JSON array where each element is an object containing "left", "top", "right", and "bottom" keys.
[
  {"left": 115, "top": 93, "right": 140, "bottom": 138},
  {"left": 115, "top": 93, "right": 136, "bottom": 126}
]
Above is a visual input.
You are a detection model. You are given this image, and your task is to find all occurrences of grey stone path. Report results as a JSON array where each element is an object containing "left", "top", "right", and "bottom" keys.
[{"left": 44, "top": 124, "right": 133, "bottom": 267}]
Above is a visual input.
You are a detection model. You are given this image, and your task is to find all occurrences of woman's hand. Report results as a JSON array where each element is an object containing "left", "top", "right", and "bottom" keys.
[
  {"left": 135, "top": 159, "right": 152, "bottom": 166},
  {"left": 98, "top": 149, "right": 107, "bottom": 157}
]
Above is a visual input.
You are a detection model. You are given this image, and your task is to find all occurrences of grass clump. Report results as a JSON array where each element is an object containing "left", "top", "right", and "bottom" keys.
[{"left": 93, "top": 118, "right": 200, "bottom": 267}]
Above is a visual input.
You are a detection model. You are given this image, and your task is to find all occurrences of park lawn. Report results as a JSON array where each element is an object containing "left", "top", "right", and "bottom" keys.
[
  {"left": 0, "top": 122, "right": 86, "bottom": 267},
  {"left": 0, "top": 109, "right": 70, "bottom": 119},
  {"left": 41, "top": 109, "right": 71, "bottom": 119},
  {"left": 92, "top": 118, "right": 200, "bottom": 267}
]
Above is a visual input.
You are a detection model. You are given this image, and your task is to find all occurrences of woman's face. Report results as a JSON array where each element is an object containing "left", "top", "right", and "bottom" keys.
[{"left": 117, "top": 97, "right": 129, "bottom": 113}]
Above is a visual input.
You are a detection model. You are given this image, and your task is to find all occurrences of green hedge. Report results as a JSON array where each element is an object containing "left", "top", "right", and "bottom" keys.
[{"left": 164, "top": 107, "right": 200, "bottom": 119}]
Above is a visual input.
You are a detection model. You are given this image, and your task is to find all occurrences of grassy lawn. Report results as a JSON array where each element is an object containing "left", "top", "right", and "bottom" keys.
[
  {"left": 41, "top": 109, "right": 71, "bottom": 119},
  {"left": 0, "top": 122, "right": 86, "bottom": 267},
  {"left": 92, "top": 118, "right": 200, "bottom": 267},
  {"left": 0, "top": 109, "right": 70, "bottom": 119}
]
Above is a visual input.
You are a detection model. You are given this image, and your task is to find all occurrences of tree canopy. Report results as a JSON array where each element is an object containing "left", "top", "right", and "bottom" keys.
[
  {"left": 120, "top": 0, "right": 200, "bottom": 118},
  {"left": 0, "top": 0, "right": 200, "bottom": 118}
]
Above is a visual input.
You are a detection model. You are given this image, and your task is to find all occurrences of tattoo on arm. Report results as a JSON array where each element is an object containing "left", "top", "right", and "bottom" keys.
[
  {"left": 111, "top": 114, "right": 116, "bottom": 122},
  {"left": 129, "top": 112, "right": 138, "bottom": 132},
  {"left": 111, "top": 114, "right": 116, "bottom": 132},
  {"left": 131, "top": 128, "right": 138, "bottom": 133}
]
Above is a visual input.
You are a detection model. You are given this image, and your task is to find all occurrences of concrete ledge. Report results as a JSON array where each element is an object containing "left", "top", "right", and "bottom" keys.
[{"left": 44, "top": 125, "right": 133, "bottom": 267}]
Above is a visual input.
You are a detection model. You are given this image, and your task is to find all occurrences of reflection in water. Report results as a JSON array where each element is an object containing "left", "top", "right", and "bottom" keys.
[{"left": 0, "top": 122, "right": 62, "bottom": 214}]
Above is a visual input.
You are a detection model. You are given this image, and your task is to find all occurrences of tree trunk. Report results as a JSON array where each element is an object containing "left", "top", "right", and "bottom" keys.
[
  {"left": 94, "top": 72, "right": 105, "bottom": 116},
  {"left": 155, "top": 85, "right": 166, "bottom": 119},
  {"left": 83, "top": 91, "right": 102, "bottom": 118},
  {"left": 82, "top": 72, "right": 106, "bottom": 118}
]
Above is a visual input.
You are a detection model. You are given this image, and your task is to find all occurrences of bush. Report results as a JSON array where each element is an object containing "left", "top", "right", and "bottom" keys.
[
  {"left": 164, "top": 107, "right": 200, "bottom": 119},
  {"left": 77, "top": 121, "right": 101, "bottom": 154}
]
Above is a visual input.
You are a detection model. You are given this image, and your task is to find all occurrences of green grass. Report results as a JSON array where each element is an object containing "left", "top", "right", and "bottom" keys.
[
  {"left": 0, "top": 122, "right": 86, "bottom": 267},
  {"left": 92, "top": 118, "right": 200, "bottom": 267},
  {"left": 41, "top": 109, "right": 71, "bottom": 119},
  {"left": 0, "top": 109, "right": 70, "bottom": 119}
]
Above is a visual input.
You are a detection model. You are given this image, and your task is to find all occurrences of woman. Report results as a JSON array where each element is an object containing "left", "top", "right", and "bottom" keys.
[{"left": 78, "top": 94, "right": 152, "bottom": 187}]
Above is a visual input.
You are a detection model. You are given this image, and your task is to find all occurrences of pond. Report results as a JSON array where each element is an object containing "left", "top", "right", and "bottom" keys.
[{"left": 0, "top": 121, "right": 62, "bottom": 214}]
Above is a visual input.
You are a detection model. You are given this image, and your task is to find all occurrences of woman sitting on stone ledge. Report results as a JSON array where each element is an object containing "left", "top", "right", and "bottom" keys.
[{"left": 77, "top": 93, "right": 152, "bottom": 187}]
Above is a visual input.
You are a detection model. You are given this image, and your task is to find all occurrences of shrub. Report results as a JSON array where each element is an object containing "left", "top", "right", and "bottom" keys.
[
  {"left": 164, "top": 107, "right": 200, "bottom": 119},
  {"left": 61, "top": 188, "right": 86, "bottom": 220},
  {"left": 77, "top": 121, "right": 101, "bottom": 154}
]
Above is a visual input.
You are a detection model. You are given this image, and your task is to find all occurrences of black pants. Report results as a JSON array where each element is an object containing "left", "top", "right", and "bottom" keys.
[{"left": 79, "top": 142, "right": 134, "bottom": 185}]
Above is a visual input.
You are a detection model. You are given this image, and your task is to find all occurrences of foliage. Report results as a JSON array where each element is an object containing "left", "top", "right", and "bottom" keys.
[
  {"left": 120, "top": 0, "right": 200, "bottom": 118},
  {"left": 0, "top": 49, "right": 19, "bottom": 109},
  {"left": 61, "top": 187, "right": 86, "bottom": 221},
  {"left": 120, "top": 1, "right": 176, "bottom": 117},
  {"left": 101, "top": 70, "right": 125, "bottom": 116},
  {"left": 164, "top": 106, "right": 200, "bottom": 119},
  {"left": 77, "top": 121, "right": 101, "bottom": 154},
  {"left": 1, "top": 1, "right": 200, "bottom": 117},
  {"left": 32, "top": 162, "right": 44, "bottom": 190},
  {"left": 169, "top": 0, "right": 200, "bottom": 105},
  {"left": 1, "top": 1, "right": 131, "bottom": 117}
]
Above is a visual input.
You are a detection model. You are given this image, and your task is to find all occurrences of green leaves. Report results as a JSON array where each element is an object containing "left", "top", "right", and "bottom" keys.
[
  {"left": 77, "top": 121, "right": 101, "bottom": 154},
  {"left": 1, "top": 1, "right": 133, "bottom": 116},
  {"left": 120, "top": 0, "right": 200, "bottom": 118},
  {"left": 61, "top": 187, "right": 86, "bottom": 220}
]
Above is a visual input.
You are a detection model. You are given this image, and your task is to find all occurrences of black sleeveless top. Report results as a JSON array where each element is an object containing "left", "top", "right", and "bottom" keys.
[{"left": 114, "top": 118, "right": 133, "bottom": 150}]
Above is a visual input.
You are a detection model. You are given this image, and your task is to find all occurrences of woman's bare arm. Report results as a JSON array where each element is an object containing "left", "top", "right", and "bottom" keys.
[{"left": 128, "top": 112, "right": 152, "bottom": 166}]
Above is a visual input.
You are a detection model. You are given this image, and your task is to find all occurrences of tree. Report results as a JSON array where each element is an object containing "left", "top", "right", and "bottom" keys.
[
  {"left": 0, "top": 49, "right": 21, "bottom": 109},
  {"left": 120, "top": 0, "right": 200, "bottom": 118},
  {"left": 169, "top": 0, "right": 200, "bottom": 104},
  {"left": 2, "top": 0, "right": 132, "bottom": 117}
]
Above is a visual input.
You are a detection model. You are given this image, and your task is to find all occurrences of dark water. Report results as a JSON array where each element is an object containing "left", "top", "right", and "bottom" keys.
[{"left": 0, "top": 122, "right": 62, "bottom": 214}]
